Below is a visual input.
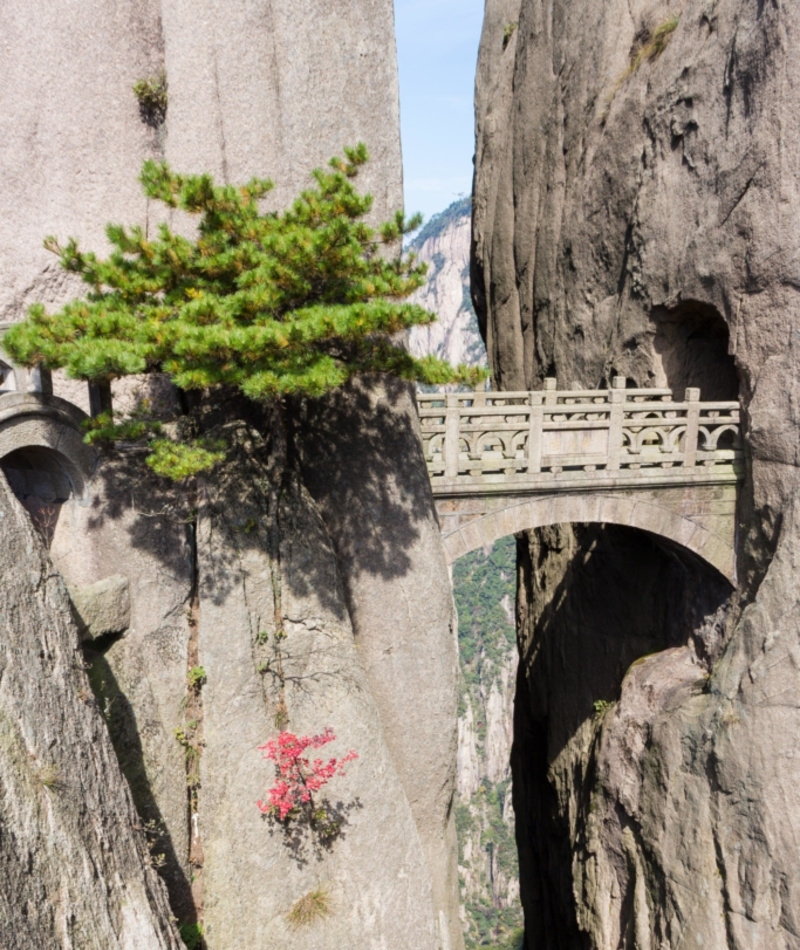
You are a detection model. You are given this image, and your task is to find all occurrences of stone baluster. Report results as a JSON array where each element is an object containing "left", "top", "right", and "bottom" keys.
[
  {"left": 26, "top": 365, "right": 53, "bottom": 396},
  {"left": 444, "top": 393, "right": 460, "bottom": 478},
  {"left": 683, "top": 387, "right": 700, "bottom": 467},
  {"left": 527, "top": 391, "right": 544, "bottom": 473},
  {"left": 543, "top": 377, "right": 557, "bottom": 407},
  {"left": 607, "top": 376, "right": 626, "bottom": 472}
]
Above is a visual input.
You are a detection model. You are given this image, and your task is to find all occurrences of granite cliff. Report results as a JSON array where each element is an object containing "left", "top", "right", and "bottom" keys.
[
  {"left": 474, "top": 0, "right": 800, "bottom": 947},
  {"left": 0, "top": 3, "right": 461, "bottom": 947}
]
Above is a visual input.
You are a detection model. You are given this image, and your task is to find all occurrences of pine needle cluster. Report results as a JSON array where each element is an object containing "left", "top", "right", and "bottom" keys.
[{"left": 5, "top": 144, "right": 481, "bottom": 478}]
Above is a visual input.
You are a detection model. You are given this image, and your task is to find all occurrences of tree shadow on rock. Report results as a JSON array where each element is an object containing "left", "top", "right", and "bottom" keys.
[
  {"left": 83, "top": 377, "right": 437, "bottom": 613},
  {"left": 263, "top": 797, "right": 364, "bottom": 869},
  {"left": 295, "top": 376, "right": 436, "bottom": 590}
]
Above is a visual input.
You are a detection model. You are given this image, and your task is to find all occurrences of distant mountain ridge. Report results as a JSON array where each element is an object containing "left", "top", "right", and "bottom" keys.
[{"left": 408, "top": 198, "right": 488, "bottom": 370}]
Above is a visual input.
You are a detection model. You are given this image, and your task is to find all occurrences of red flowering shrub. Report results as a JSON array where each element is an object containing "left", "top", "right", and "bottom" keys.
[{"left": 257, "top": 728, "right": 358, "bottom": 822}]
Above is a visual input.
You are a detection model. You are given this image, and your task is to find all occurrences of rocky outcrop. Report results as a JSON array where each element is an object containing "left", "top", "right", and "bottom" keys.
[
  {"left": 474, "top": 0, "right": 800, "bottom": 946},
  {"left": 0, "top": 474, "right": 181, "bottom": 949},
  {"left": 0, "top": 2, "right": 462, "bottom": 947},
  {"left": 409, "top": 199, "right": 487, "bottom": 369}
]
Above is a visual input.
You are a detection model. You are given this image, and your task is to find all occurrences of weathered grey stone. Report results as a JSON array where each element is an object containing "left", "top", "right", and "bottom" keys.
[
  {"left": 68, "top": 573, "right": 131, "bottom": 640},
  {"left": 188, "top": 424, "right": 444, "bottom": 949},
  {"left": 299, "top": 378, "right": 464, "bottom": 950},
  {"left": 0, "top": 472, "right": 181, "bottom": 949},
  {"left": 51, "top": 455, "right": 195, "bottom": 922},
  {"left": 474, "top": 0, "right": 800, "bottom": 945}
]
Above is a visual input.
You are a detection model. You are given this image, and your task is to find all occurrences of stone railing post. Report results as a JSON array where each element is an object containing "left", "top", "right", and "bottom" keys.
[
  {"left": 444, "top": 393, "right": 460, "bottom": 479},
  {"left": 26, "top": 365, "right": 53, "bottom": 396},
  {"left": 607, "top": 376, "right": 626, "bottom": 472},
  {"left": 527, "top": 391, "right": 544, "bottom": 473},
  {"left": 683, "top": 387, "right": 700, "bottom": 468},
  {"left": 471, "top": 384, "right": 486, "bottom": 409},
  {"left": 543, "top": 377, "right": 557, "bottom": 407}
]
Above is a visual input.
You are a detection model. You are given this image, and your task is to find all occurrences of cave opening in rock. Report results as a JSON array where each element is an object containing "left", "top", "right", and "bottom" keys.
[
  {"left": 650, "top": 301, "right": 739, "bottom": 401},
  {"left": 0, "top": 446, "right": 78, "bottom": 546},
  {"left": 511, "top": 520, "right": 733, "bottom": 948}
]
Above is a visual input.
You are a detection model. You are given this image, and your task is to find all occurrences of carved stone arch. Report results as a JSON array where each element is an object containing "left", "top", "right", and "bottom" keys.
[
  {"left": 441, "top": 492, "right": 736, "bottom": 585},
  {"left": 0, "top": 393, "right": 95, "bottom": 500}
]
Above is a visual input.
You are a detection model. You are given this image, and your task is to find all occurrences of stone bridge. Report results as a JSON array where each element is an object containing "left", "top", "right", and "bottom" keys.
[{"left": 418, "top": 379, "right": 743, "bottom": 585}]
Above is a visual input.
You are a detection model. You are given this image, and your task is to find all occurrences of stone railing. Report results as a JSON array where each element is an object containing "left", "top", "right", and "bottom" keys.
[{"left": 418, "top": 378, "right": 742, "bottom": 488}]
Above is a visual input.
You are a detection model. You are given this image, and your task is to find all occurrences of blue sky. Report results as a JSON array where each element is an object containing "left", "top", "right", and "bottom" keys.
[{"left": 394, "top": 0, "right": 484, "bottom": 224}]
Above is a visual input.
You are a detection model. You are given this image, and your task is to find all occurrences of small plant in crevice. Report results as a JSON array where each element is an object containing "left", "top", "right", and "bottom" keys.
[
  {"left": 141, "top": 818, "right": 168, "bottom": 870},
  {"left": 601, "top": 14, "right": 681, "bottom": 123},
  {"left": 178, "top": 921, "right": 204, "bottom": 950},
  {"left": 592, "top": 699, "right": 613, "bottom": 718},
  {"left": 502, "top": 22, "right": 518, "bottom": 50},
  {"left": 257, "top": 728, "right": 357, "bottom": 822},
  {"left": 627, "top": 14, "right": 680, "bottom": 75},
  {"left": 257, "top": 729, "right": 359, "bottom": 861},
  {"left": 286, "top": 887, "right": 333, "bottom": 930},
  {"left": 174, "top": 724, "right": 204, "bottom": 799},
  {"left": 35, "top": 763, "right": 65, "bottom": 792},
  {"left": 27, "top": 500, "right": 60, "bottom": 547},
  {"left": 133, "top": 72, "right": 168, "bottom": 127},
  {"left": 187, "top": 666, "right": 207, "bottom": 692}
]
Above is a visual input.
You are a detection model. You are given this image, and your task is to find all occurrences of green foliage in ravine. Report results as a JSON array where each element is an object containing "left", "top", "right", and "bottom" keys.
[{"left": 452, "top": 536, "right": 522, "bottom": 948}]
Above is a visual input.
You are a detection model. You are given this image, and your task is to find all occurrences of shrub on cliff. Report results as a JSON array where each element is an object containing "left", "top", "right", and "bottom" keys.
[{"left": 5, "top": 144, "right": 479, "bottom": 478}]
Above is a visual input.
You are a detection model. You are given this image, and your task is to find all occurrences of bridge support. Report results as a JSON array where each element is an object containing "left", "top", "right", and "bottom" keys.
[
  {"left": 435, "top": 483, "right": 738, "bottom": 584},
  {"left": 0, "top": 393, "right": 95, "bottom": 499}
]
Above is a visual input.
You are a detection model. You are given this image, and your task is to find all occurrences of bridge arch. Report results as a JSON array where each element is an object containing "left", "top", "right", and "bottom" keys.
[
  {"left": 439, "top": 493, "right": 736, "bottom": 585},
  {"left": 0, "top": 393, "right": 95, "bottom": 501}
]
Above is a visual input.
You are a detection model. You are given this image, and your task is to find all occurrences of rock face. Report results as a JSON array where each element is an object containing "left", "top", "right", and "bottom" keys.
[
  {"left": 0, "top": 475, "right": 181, "bottom": 949},
  {"left": 0, "top": 3, "right": 463, "bottom": 947},
  {"left": 474, "top": 0, "right": 800, "bottom": 946}
]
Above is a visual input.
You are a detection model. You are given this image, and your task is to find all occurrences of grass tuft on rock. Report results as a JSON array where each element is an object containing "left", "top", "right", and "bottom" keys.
[
  {"left": 287, "top": 888, "right": 332, "bottom": 929},
  {"left": 628, "top": 15, "right": 680, "bottom": 74}
]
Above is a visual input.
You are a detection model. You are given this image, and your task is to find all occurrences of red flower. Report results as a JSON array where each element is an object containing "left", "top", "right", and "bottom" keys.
[{"left": 257, "top": 728, "right": 358, "bottom": 822}]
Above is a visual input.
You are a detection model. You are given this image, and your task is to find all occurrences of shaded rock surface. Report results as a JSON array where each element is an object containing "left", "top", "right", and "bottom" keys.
[
  {"left": 0, "top": 475, "right": 181, "bottom": 949},
  {"left": 474, "top": 0, "right": 800, "bottom": 946}
]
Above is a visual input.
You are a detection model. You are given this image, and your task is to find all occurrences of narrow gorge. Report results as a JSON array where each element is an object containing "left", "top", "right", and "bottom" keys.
[{"left": 0, "top": 1, "right": 797, "bottom": 948}]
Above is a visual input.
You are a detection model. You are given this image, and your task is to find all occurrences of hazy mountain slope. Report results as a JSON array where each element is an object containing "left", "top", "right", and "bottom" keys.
[
  {"left": 409, "top": 198, "right": 487, "bottom": 370},
  {"left": 409, "top": 199, "right": 521, "bottom": 948}
]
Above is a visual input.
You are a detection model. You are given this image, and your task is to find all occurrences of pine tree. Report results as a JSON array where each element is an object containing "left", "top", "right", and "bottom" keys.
[{"left": 5, "top": 145, "right": 480, "bottom": 478}]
